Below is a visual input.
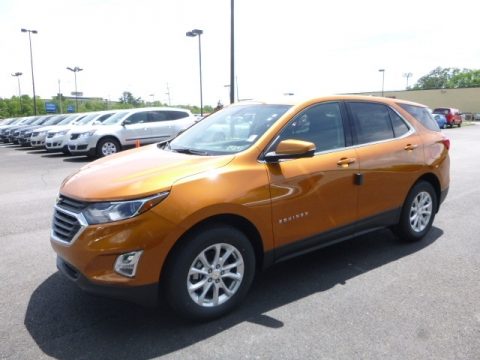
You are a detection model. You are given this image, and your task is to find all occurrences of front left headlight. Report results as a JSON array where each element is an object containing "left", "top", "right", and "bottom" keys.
[
  {"left": 79, "top": 130, "right": 96, "bottom": 138},
  {"left": 82, "top": 192, "right": 169, "bottom": 224}
]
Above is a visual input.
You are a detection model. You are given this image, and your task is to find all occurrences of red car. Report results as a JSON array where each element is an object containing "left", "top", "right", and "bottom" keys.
[{"left": 432, "top": 108, "right": 462, "bottom": 128}]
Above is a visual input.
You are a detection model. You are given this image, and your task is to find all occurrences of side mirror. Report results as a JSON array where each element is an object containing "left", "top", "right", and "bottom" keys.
[{"left": 264, "top": 139, "right": 316, "bottom": 163}]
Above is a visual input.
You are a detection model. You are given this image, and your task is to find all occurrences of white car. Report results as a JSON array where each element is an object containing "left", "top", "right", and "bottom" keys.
[
  {"left": 67, "top": 107, "right": 197, "bottom": 157},
  {"left": 30, "top": 114, "right": 85, "bottom": 149},
  {"left": 45, "top": 111, "right": 117, "bottom": 154}
]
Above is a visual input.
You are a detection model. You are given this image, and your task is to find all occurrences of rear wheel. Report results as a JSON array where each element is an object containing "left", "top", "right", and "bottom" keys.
[
  {"left": 164, "top": 225, "right": 256, "bottom": 321},
  {"left": 393, "top": 181, "right": 437, "bottom": 242},
  {"left": 96, "top": 137, "right": 121, "bottom": 157}
]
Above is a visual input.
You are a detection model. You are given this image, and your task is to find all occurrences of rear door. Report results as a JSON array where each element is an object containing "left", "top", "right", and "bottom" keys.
[
  {"left": 347, "top": 101, "right": 424, "bottom": 223},
  {"left": 145, "top": 111, "right": 194, "bottom": 143}
]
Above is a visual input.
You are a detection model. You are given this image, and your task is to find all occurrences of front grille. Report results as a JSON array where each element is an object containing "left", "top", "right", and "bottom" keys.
[
  {"left": 47, "top": 133, "right": 55, "bottom": 138},
  {"left": 52, "top": 196, "right": 89, "bottom": 243},
  {"left": 70, "top": 133, "right": 80, "bottom": 140},
  {"left": 69, "top": 145, "right": 75, "bottom": 150},
  {"left": 78, "top": 145, "right": 87, "bottom": 150},
  {"left": 57, "top": 195, "right": 89, "bottom": 212},
  {"left": 52, "top": 209, "right": 82, "bottom": 243}
]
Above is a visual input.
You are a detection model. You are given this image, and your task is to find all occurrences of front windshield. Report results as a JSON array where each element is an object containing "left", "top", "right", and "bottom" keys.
[
  {"left": 43, "top": 115, "right": 68, "bottom": 126},
  {"left": 57, "top": 115, "right": 79, "bottom": 125},
  {"left": 76, "top": 113, "right": 99, "bottom": 125},
  {"left": 169, "top": 104, "right": 292, "bottom": 155},
  {"left": 102, "top": 111, "right": 129, "bottom": 125},
  {"left": 32, "top": 116, "right": 50, "bottom": 125}
]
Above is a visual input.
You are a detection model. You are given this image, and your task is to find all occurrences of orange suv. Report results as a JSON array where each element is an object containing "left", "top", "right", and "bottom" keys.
[{"left": 51, "top": 95, "right": 450, "bottom": 320}]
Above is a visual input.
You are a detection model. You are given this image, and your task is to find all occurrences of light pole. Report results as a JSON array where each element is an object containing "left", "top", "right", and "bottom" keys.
[
  {"left": 403, "top": 72, "right": 413, "bottom": 89},
  {"left": 21, "top": 28, "right": 38, "bottom": 115},
  {"left": 11, "top": 72, "right": 23, "bottom": 115},
  {"left": 186, "top": 29, "right": 204, "bottom": 116},
  {"left": 66, "top": 66, "right": 83, "bottom": 112},
  {"left": 378, "top": 69, "right": 385, "bottom": 96},
  {"left": 230, "top": 0, "right": 235, "bottom": 104}
]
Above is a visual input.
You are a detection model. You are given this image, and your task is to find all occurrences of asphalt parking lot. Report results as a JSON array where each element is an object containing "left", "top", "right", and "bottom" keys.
[{"left": 1, "top": 125, "right": 480, "bottom": 360}]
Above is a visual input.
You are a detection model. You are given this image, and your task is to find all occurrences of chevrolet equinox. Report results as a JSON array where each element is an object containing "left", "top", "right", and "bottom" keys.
[{"left": 51, "top": 95, "right": 450, "bottom": 320}]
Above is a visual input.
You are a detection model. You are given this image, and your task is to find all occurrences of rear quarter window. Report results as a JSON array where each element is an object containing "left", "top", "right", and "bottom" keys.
[{"left": 399, "top": 103, "right": 440, "bottom": 132}]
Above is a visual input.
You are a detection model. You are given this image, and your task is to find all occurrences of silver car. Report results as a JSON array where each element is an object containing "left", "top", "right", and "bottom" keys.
[
  {"left": 67, "top": 107, "right": 196, "bottom": 157},
  {"left": 45, "top": 111, "right": 117, "bottom": 154}
]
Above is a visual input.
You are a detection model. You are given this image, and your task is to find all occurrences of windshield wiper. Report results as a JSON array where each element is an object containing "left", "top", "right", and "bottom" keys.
[{"left": 170, "top": 146, "right": 209, "bottom": 156}]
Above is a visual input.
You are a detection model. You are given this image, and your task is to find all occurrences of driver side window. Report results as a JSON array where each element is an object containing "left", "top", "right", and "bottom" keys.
[
  {"left": 124, "top": 112, "right": 148, "bottom": 125},
  {"left": 276, "top": 102, "right": 346, "bottom": 153}
]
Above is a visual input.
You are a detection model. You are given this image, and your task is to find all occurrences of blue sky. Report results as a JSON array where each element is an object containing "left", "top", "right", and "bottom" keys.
[{"left": 1, "top": 0, "right": 479, "bottom": 106}]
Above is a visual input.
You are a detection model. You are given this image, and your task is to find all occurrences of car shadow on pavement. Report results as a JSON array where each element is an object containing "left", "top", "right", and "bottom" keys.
[
  {"left": 63, "top": 156, "right": 92, "bottom": 163},
  {"left": 41, "top": 153, "right": 70, "bottom": 158},
  {"left": 25, "top": 227, "right": 442, "bottom": 359},
  {"left": 27, "top": 149, "right": 48, "bottom": 154}
]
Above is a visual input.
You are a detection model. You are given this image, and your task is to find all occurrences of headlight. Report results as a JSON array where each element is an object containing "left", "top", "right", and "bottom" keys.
[
  {"left": 38, "top": 131, "right": 47, "bottom": 136},
  {"left": 57, "top": 130, "right": 68, "bottom": 136},
  {"left": 82, "top": 192, "right": 169, "bottom": 224},
  {"left": 79, "top": 130, "right": 96, "bottom": 138}
]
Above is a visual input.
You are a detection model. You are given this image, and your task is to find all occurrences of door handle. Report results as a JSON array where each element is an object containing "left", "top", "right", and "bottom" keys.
[
  {"left": 404, "top": 144, "right": 418, "bottom": 151},
  {"left": 337, "top": 157, "right": 356, "bottom": 167}
]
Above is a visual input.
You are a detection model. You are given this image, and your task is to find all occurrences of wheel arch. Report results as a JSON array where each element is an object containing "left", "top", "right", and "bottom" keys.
[
  {"left": 160, "top": 213, "right": 265, "bottom": 283},
  {"left": 414, "top": 173, "right": 441, "bottom": 212}
]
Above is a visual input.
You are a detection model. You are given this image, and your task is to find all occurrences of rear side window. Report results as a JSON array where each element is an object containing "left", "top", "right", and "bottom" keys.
[
  {"left": 148, "top": 111, "right": 189, "bottom": 122},
  {"left": 389, "top": 109, "right": 410, "bottom": 137},
  {"left": 348, "top": 102, "right": 394, "bottom": 144},
  {"left": 400, "top": 104, "right": 440, "bottom": 132}
]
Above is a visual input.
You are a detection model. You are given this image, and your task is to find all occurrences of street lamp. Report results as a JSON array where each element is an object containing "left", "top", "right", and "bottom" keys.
[
  {"left": 21, "top": 28, "right": 38, "bottom": 115},
  {"left": 403, "top": 72, "right": 413, "bottom": 89},
  {"left": 378, "top": 69, "right": 385, "bottom": 96},
  {"left": 186, "top": 29, "right": 204, "bottom": 116},
  {"left": 11, "top": 72, "right": 23, "bottom": 115},
  {"left": 66, "top": 66, "right": 83, "bottom": 112}
]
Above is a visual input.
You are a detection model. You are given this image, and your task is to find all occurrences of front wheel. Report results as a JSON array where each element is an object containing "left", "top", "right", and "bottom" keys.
[
  {"left": 96, "top": 137, "right": 121, "bottom": 157},
  {"left": 164, "top": 225, "right": 256, "bottom": 321},
  {"left": 393, "top": 181, "right": 437, "bottom": 242}
]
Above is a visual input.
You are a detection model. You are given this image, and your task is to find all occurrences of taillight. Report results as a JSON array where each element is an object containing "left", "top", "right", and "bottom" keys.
[{"left": 441, "top": 138, "right": 450, "bottom": 150}]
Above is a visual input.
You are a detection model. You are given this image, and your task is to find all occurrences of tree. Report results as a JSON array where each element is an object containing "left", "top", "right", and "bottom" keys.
[
  {"left": 412, "top": 67, "right": 480, "bottom": 89},
  {"left": 118, "top": 91, "right": 143, "bottom": 107}
]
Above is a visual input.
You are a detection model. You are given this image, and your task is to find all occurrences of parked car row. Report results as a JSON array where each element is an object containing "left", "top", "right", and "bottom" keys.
[{"left": 0, "top": 107, "right": 197, "bottom": 158}]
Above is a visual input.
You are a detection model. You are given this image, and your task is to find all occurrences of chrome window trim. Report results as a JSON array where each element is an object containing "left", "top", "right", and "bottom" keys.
[{"left": 50, "top": 205, "right": 88, "bottom": 247}]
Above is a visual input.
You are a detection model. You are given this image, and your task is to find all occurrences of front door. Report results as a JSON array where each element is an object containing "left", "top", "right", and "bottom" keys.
[{"left": 267, "top": 102, "right": 358, "bottom": 253}]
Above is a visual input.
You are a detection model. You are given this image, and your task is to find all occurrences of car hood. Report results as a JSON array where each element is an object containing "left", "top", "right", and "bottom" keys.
[
  {"left": 48, "top": 125, "right": 75, "bottom": 133},
  {"left": 33, "top": 125, "right": 59, "bottom": 133},
  {"left": 60, "top": 144, "right": 235, "bottom": 201}
]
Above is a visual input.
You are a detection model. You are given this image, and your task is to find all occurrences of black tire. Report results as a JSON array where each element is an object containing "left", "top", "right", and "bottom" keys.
[
  {"left": 393, "top": 181, "right": 437, "bottom": 242},
  {"left": 164, "top": 225, "right": 256, "bottom": 321},
  {"left": 96, "top": 137, "right": 121, "bottom": 158},
  {"left": 458, "top": 122, "right": 462, "bottom": 128}
]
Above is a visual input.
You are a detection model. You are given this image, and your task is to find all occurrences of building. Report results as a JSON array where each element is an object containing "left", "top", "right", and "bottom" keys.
[{"left": 351, "top": 87, "right": 480, "bottom": 115}]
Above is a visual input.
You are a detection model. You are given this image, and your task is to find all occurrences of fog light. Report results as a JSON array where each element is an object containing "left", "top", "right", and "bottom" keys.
[{"left": 114, "top": 251, "right": 143, "bottom": 277}]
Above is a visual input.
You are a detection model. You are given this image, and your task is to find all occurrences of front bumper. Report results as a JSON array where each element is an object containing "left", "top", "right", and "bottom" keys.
[
  {"left": 30, "top": 135, "right": 47, "bottom": 148},
  {"left": 46, "top": 135, "right": 69, "bottom": 152},
  {"left": 56, "top": 256, "right": 159, "bottom": 307},
  {"left": 67, "top": 137, "right": 96, "bottom": 155}
]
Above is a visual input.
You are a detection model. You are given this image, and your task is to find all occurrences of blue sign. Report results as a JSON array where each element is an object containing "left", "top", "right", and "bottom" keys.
[
  {"left": 66, "top": 105, "right": 75, "bottom": 113},
  {"left": 45, "top": 102, "right": 57, "bottom": 113}
]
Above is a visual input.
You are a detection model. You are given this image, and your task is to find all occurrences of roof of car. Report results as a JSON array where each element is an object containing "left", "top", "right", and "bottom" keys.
[{"left": 232, "top": 95, "right": 428, "bottom": 108}]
